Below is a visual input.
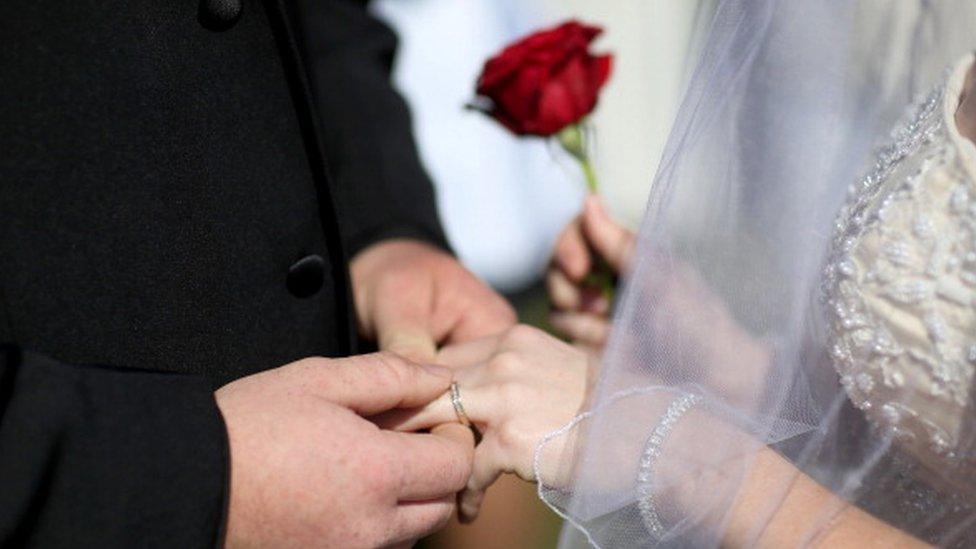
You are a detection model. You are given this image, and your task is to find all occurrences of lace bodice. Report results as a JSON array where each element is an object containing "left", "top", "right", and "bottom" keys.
[{"left": 824, "top": 54, "right": 976, "bottom": 472}]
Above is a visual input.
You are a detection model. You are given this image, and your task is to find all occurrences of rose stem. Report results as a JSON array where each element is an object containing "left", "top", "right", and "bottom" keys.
[
  {"left": 557, "top": 123, "right": 600, "bottom": 194},
  {"left": 578, "top": 155, "right": 599, "bottom": 194}
]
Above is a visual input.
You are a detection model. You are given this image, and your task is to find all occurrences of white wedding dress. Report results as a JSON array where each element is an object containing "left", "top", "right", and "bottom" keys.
[
  {"left": 820, "top": 52, "right": 976, "bottom": 545},
  {"left": 534, "top": 2, "right": 976, "bottom": 546}
]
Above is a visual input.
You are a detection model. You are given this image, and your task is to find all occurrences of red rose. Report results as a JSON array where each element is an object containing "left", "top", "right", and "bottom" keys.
[{"left": 474, "top": 21, "right": 613, "bottom": 137}]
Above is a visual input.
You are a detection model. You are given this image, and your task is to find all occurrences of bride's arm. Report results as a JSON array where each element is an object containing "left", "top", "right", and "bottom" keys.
[
  {"left": 725, "top": 447, "right": 928, "bottom": 548},
  {"left": 383, "top": 325, "right": 929, "bottom": 547}
]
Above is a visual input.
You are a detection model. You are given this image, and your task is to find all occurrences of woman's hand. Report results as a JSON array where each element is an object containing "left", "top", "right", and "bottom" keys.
[
  {"left": 548, "top": 196, "right": 635, "bottom": 350},
  {"left": 378, "top": 325, "right": 592, "bottom": 522}
]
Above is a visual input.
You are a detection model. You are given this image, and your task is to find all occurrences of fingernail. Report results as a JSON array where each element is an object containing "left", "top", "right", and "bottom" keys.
[
  {"left": 582, "top": 291, "right": 609, "bottom": 314},
  {"left": 459, "top": 504, "right": 479, "bottom": 524},
  {"left": 421, "top": 363, "right": 452, "bottom": 378}
]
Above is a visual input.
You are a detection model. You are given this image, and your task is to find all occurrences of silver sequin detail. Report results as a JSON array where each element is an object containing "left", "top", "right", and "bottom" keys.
[{"left": 635, "top": 393, "right": 702, "bottom": 539}]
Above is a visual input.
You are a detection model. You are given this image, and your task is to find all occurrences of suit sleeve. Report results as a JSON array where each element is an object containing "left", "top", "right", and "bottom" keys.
[
  {"left": 294, "top": 0, "right": 452, "bottom": 258},
  {"left": 0, "top": 345, "right": 228, "bottom": 548}
]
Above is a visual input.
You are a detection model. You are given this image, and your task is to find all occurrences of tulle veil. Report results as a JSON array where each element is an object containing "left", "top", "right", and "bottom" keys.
[{"left": 537, "top": 1, "right": 976, "bottom": 547}]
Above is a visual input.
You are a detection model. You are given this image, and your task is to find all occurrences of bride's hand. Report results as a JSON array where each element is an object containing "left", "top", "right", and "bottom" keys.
[
  {"left": 378, "top": 325, "right": 591, "bottom": 522},
  {"left": 548, "top": 195, "right": 635, "bottom": 350}
]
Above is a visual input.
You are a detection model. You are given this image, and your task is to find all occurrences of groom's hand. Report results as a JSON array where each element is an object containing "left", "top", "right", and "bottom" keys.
[
  {"left": 350, "top": 239, "right": 516, "bottom": 362},
  {"left": 216, "top": 352, "right": 474, "bottom": 548}
]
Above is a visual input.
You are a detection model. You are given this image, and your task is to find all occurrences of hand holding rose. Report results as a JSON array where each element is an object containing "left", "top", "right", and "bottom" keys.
[{"left": 548, "top": 195, "right": 635, "bottom": 350}]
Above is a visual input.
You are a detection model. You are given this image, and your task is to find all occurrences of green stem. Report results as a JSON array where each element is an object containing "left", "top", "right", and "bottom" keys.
[
  {"left": 557, "top": 123, "right": 600, "bottom": 193},
  {"left": 578, "top": 154, "right": 599, "bottom": 194},
  {"left": 555, "top": 123, "right": 615, "bottom": 303}
]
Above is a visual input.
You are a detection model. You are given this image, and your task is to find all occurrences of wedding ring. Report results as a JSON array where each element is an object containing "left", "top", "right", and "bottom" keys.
[{"left": 449, "top": 381, "right": 473, "bottom": 428}]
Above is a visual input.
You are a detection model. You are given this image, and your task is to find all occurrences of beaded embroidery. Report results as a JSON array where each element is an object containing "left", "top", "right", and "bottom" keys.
[{"left": 823, "top": 68, "right": 976, "bottom": 462}]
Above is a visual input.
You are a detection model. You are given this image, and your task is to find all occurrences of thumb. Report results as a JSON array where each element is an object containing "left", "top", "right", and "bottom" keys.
[
  {"left": 374, "top": 297, "right": 439, "bottom": 363},
  {"left": 379, "top": 329, "right": 438, "bottom": 364},
  {"left": 311, "top": 353, "right": 453, "bottom": 416},
  {"left": 582, "top": 195, "right": 635, "bottom": 272}
]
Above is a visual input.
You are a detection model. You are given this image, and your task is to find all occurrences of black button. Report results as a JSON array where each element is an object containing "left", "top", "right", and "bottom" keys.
[
  {"left": 287, "top": 255, "right": 326, "bottom": 298},
  {"left": 198, "top": 0, "right": 243, "bottom": 31}
]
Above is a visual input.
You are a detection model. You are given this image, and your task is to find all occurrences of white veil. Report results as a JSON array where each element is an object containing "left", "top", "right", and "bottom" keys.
[{"left": 537, "top": 1, "right": 976, "bottom": 547}]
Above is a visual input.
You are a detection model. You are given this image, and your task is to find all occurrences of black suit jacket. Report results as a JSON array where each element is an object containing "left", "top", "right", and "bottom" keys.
[{"left": 0, "top": 0, "right": 447, "bottom": 546}]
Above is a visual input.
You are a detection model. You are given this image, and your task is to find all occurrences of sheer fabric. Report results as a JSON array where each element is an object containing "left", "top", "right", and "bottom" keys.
[{"left": 537, "top": 1, "right": 976, "bottom": 547}]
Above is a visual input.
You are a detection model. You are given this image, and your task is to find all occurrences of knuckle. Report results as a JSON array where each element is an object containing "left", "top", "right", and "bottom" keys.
[
  {"left": 497, "top": 421, "right": 527, "bottom": 454},
  {"left": 444, "top": 450, "right": 473, "bottom": 492},
  {"left": 505, "top": 324, "right": 541, "bottom": 346},
  {"left": 373, "top": 352, "right": 413, "bottom": 387},
  {"left": 427, "top": 435, "right": 473, "bottom": 486},
  {"left": 375, "top": 350, "right": 408, "bottom": 368},
  {"left": 496, "top": 301, "right": 518, "bottom": 324},
  {"left": 363, "top": 447, "right": 399, "bottom": 494},
  {"left": 488, "top": 351, "right": 522, "bottom": 376}
]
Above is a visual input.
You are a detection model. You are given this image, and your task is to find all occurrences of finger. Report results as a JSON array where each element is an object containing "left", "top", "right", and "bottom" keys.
[
  {"left": 380, "top": 379, "right": 494, "bottom": 432},
  {"left": 554, "top": 216, "right": 591, "bottom": 281},
  {"left": 444, "top": 285, "right": 517, "bottom": 345},
  {"left": 549, "top": 311, "right": 611, "bottom": 348},
  {"left": 372, "top": 287, "right": 438, "bottom": 363},
  {"left": 546, "top": 268, "right": 583, "bottom": 311},
  {"left": 311, "top": 353, "right": 452, "bottom": 416},
  {"left": 371, "top": 335, "right": 503, "bottom": 430},
  {"left": 579, "top": 285, "right": 611, "bottom": 316},
  {"left": 389, "top": 424, "right": 475, "bottom": 501},
  {"left": 458, "top": 440, "right": 505, "bottom": 523},
  {"left": 381, "top": 331, "right": 438, "bottom": 364},
  {"left": 582, "top": 195, "right": 635, "bottom": 272},
  {"left": 376, "top": 389, "right": 455, "bottom": 432},
  {"left": 547, "top": 275, "right": 609, "bottom": 316},
  {"left": 437, "top": 335, "right": 503, "bottom": 369},
  {"left": 391, "top": 496, "right": 456, "bottom": 546}
]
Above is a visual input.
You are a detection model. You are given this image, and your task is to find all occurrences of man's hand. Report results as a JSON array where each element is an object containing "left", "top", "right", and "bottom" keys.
[
  {"left": 216, "top": 353, "right": 475, "bottom": 548},
  {"left": 350, "top": 239, "right": 517, "bottom": 362}
]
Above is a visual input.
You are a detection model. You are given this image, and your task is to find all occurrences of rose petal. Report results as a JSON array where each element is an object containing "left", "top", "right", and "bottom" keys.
[
  {"left": 557, "top": 56, "right": 595, "bottom": 117},
  {"left": 473, "top": 19, "right": 610, "bottom": 136},
  {"left": 533, "top": 80, "right": 580, "bottom": 136},
  {"left": 495, "top": 64, "right": 546, "bottom": 123},
  {"left": 590, "top": 54, "right": 613, "bottom": 90}
]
